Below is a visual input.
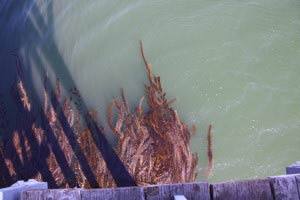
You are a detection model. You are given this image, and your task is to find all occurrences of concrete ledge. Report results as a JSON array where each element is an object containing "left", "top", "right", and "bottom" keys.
[{"left": 0, "top": 180, "right": 47, "bottom": 200}]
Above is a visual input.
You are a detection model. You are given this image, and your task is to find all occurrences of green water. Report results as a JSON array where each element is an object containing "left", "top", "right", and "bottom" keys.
[{"left": 1, "top": 0, "right": 300, "bottom": 182}]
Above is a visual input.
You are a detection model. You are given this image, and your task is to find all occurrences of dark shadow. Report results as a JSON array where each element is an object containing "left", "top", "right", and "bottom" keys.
[
  {"left": 0, "top": 0, "right": 136, "bottom": 188},
  {"left": 0, "top": 147, "right": 14, "bottom": 187}
]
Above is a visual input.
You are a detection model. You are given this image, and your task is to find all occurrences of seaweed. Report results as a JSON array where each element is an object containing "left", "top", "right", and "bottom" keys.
[
  {"left": 0, "top": 43, "right": 213, "bottom": 188},
  {"left": 205, "top": 124, "right": 213, "bottom": 178},
  {"left": 107, "top": 42, "right": 200, "bottom": 185}
]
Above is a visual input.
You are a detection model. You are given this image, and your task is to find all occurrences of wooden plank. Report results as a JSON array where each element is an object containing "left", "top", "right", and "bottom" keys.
[
  {"left": 269, "top": 175, "right": 300, "bottom": 200},
  {"left": 80, "top": 187, "right": 145, "bottom": 200},
  {"left": 21, "top": 189, "right": 81, "bottom": 200},
  {"left": 21, "top": 190, "right": 44, "bottom": 200},
  {"left": 296, "top": 175, "right": 300, "bottom": 197},
  {"left": 1, "top": 180, "right": 47, "bottom": 200},
  {"left": 286, "top": 163, "right": 300, "bottom": 174},
  {"left": 211, "top": 179, "right": 273, "bottom": 200},
  {"left": 144, "top": 182, "right": 210, "bottom": 200}
]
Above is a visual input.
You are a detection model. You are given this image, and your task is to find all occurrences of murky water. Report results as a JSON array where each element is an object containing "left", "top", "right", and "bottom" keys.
[{"left": 1, "top": 0, "right": 300, "bottom": 183}]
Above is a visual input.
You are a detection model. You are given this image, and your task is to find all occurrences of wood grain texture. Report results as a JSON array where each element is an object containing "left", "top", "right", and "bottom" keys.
[
  {"left": 80, "top": 187, "right": 145, "bottom": 200},
  {"left": 21, "top": 189, "right": 81, "bottom": 200},
  {"left": 21, "top": 190, "right": 44, "bottom": 200},
  {"left": 269, "top": 175, "right": 300, "bottom": 200},
  {"left": 144, "top": 182, "right": 210, "bottom": 200},
  {"left": 212, "top": 179, "right": 273, "bottom": 200},
  {"left": 20, "top": 177, "right": 300, "bottom": 200},
  {"left": 296, "top": 175, "right": 300, "bottom": 197}
]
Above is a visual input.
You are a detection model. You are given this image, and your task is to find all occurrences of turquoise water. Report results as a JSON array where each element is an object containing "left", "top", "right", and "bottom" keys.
[{"left": 1, "top": 0, "right": 300, "bottom": 182}]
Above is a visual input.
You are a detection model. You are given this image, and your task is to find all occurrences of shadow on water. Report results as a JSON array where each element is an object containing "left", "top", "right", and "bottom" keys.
[{"left": 0, "top": 0, "right": 136, "bottom": 188}]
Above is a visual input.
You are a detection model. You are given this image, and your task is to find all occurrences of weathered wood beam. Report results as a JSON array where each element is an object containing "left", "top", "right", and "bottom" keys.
[
  {"left": 268, "top": 174, "right": 300, "bottom": 200},
  {"left": 144, "top": 182, "right": 210, "bottom": 200},
  {"left": 22, "top": 189, "right": 81, "bottom": 200},
  {"left": 80, "top": 187, "right": 145, "bottom": 200},
  {"left": 211, "top": 179, "right": 273, "bottom": 200},
  {"left": 20, "top": 175, "right": 300, "bottom": 200}
]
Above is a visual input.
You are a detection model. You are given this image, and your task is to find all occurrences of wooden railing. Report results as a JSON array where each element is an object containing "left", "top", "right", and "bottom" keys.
[{"left": 21, "top": 174, "right": 300, "bottom": 200}]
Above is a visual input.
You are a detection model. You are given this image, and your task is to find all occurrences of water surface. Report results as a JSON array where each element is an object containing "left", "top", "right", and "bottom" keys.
[{"left": 1, "top": 0, "right": 300, "bottom": 182}]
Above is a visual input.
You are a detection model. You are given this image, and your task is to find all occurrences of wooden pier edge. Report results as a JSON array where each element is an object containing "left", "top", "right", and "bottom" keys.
[{"left": 21, "top": 174, "right": 300, "bottom": 200}]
